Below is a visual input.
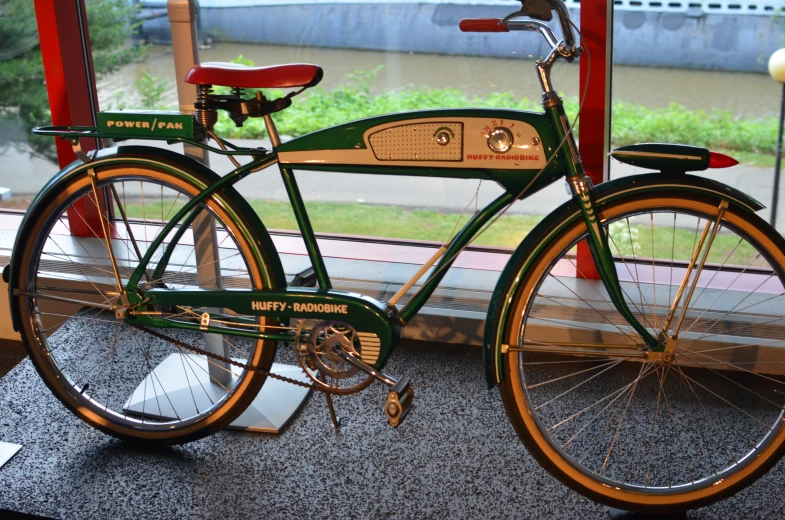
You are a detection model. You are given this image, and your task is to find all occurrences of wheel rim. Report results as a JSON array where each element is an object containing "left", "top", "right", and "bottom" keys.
[
  {"left": 17, "top": 168, "right": 271, "bottom": 438},
  {"left": 508, "top": 197, "right": 785, "bottom": 506}
]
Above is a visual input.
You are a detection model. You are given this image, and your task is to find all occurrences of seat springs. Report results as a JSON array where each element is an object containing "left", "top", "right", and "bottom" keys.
[
  {"left": 193, "top": 83, "right": 309, "bottom": 131},
  {"left": 194, "top": 84, "right": 218, "bottom": 130}
]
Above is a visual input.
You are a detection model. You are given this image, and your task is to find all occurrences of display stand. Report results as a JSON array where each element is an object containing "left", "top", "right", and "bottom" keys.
[
  {"left": 605, "top": 507, "right": 687, "bottom": 519},
  {"left": 125, "top": 0, "right": 310, "bottom": 433},
  {"left": 124, "top": 356, "right": 311, "bottom": 432}
]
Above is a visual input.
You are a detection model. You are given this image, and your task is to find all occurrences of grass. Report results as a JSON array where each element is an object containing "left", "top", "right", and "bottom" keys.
[
  {"left": 247, "top": 199, "right": 542, "bottom": 247},
  {"left": 118, "top": 198, "right": 761, "bottom": 267},
  {"left": 119, "top": 198, "right": 541, "bottom": 248},
  {"left": 722, "top": 149, "right": 776, "bottom": 169},
  {"left": 203, "top": 64, "right": 780, "bottom": 161},
  {"left": 609, "top": 218, "right": 759, "bottom": 266},
  {"left": 127, "top": 59, "right": 778, "bottom": 162}
]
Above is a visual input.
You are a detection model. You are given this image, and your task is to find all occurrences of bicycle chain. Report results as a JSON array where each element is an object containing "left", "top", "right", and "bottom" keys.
[{"left": 128, "top": 323, "right": 370, "bottom": 396}]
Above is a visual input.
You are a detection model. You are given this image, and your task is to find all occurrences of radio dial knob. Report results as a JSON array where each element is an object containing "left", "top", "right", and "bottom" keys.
[{"left": 487, "top": 127, "right": 514, "bottom": 153}]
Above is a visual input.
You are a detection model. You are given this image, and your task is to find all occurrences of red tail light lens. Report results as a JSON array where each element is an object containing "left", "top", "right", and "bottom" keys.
[{"left": 708, "top": 151, "right": 739, "bottom": 169}]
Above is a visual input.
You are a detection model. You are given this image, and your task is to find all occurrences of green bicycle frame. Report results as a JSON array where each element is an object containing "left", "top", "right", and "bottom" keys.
[{"left": 118, "top": 100, "right": 664, "bottom": 370}]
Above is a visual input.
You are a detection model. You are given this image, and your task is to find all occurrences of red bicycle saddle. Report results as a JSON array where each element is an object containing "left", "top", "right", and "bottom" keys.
[{"left": 185, "top": 62, "right": 323, "bottom": 89}]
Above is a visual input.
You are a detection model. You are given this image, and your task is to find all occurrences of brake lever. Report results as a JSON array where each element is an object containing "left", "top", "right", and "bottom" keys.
[
  {"left": 500, "top": 9, "right": 529, "bottom": 25},
  {"left": 505, "top": 19, "right": 559, "bottom": 49}
]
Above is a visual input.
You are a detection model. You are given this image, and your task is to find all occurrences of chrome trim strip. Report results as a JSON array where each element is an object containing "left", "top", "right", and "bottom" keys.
[{"left": 611, "top": 150, "right": 703, "bottom": 161}]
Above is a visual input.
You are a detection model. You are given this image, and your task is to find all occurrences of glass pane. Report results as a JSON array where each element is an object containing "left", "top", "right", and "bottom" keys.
[
  {"left": 96, "top": 0, "right": 580, "bottom": 247},
  {"left": 0, "top": 0, "right": 60, "bottom": 211},
  {"left": 610, "top": 0, "right": 783, "bottom": 238}
]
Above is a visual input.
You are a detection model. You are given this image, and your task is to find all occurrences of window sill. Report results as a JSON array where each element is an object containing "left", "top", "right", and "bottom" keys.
[
  {"left": 3, "top": 209, "right": 783, "bottom": 376},
  {"left": 0, "top": 210, "right": 506, "bottom": 344}
]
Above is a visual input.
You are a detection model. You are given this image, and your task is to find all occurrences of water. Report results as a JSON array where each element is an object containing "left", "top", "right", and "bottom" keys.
[{"left": 98, "top": 43, "right": 782, "bottom": 119}]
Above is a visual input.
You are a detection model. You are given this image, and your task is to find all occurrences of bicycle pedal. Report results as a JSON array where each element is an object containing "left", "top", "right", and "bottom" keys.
[{"left": 384, "top": 376, "right": 414, "bottom": 428}]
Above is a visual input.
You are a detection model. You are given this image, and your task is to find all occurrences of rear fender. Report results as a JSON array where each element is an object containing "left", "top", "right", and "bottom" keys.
[{"left": 7, "top": 145, "right": 286, "bottom": 331}]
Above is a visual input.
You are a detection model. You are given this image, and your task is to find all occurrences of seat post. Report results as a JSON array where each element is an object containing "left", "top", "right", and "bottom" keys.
[{"left": 263, "top": 114, "right": 282, "bottom": 148}]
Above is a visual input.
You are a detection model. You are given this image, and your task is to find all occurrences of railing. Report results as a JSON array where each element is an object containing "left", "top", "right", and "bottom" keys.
[
  {"left": 601, "top": 0, "right": 783, "bottom": 14},
  {"left": 137, "top": 0, "right": 785, "bottom": 15}
]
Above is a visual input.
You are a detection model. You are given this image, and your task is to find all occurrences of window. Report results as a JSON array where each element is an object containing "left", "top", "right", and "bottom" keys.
[
  {"left": 610, "top": 0, "right": 784, "bottom": 231},
  {"left": 0, "top": 0, "right": 60, "bottom": 210},
  {"left": 87, "top": 0, "right": 580, "bottom": 248}
]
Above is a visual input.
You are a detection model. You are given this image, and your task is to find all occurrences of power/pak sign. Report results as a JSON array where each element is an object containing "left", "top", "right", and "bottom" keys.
[{"left": 97, "top": 110, "right": 200, "bottom": 140}]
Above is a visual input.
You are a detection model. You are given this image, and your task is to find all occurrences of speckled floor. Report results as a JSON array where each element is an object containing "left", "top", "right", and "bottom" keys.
[
  {"left": 0, "top": 339, "right": 783, "bottom": 520},
  {"left": 0, "top": 339, "right": 25, "bottom": 378}
]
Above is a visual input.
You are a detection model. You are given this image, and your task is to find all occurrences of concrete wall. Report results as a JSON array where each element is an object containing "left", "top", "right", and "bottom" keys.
[{"left": 138, "top": 1, "right": 785, "bottom": 72}]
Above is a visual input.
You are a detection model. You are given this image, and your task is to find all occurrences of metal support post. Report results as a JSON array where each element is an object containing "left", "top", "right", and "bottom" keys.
[
  {"left": 125, "top": 0, "right": 310, "bottom": 432},
  {"left": 575, "top": 0, "right": 613, "bottom": 280},
  {"left": 771, "top": 84, "right": 784, "bottom": 229},
  {"left": 168, "top": 0, "right": 231, "bottom": 386}
]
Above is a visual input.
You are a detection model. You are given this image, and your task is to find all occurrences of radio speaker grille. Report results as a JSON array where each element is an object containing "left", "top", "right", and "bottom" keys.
[{"left": 369, "top": 122, "right": 463, "bottom": 161}]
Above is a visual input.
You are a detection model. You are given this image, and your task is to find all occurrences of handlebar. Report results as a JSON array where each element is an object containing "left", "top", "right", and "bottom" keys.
[
  {"left": 459, "top": 1, "right": 581, "bottom": 105},
  {"left": 458, "top": 18, "right": 509, "bottom": 33},
  {"left": 459, "top": 18, "right": 560, "bottom": 49},
  {"left": 459, "top": 0, "right": 575, "bottom": 52}
]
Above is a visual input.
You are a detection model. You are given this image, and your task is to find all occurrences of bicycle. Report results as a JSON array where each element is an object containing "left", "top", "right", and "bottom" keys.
[{"left": 6, "top": 0, "right": 785, "bottom": 513}]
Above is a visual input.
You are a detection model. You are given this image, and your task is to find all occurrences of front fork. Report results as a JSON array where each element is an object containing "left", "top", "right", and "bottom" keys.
[
  {"left": 545, "top": 96, "right": 664, "bottom": 352},
  {"left": 567, "top": 175, "right": 664, "bottom": 351}
]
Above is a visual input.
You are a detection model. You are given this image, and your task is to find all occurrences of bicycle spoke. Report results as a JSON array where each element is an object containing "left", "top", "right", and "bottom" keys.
[
  {"left": 676, "top": 369, "right": 773, "bottom": 431},
  {"left": 600, "top": 362, "right": 647, "bottom": 476},
  {"left": 17, "top": 174, "right": 276, "bottom": 444},
  {"left": 520, "top": 358, "right": 614, "bottom": 366},
  {"left": 109, "top": 184, "right": 150, "bottom": 282},
  {"left": 681, "top": 235, "right": 749, "bottom": 332},
  {"left": 548, "top": 372, "right": 640, "bottom": 434},
  {"left": 41, "top": 240, "right": 115, "bottom": 308},
  {"left": 651, "top": 214, "right": 657, "bottom": 330},
  {"left": 660, "top": 373, "right": 695, "bottom": 484},
  {"left": 644, "top": 365, "right": 665, "bottom": 487},
  {"left": 509, "top": 198, "right": 785, "bottom": 502},
  {"left": 671, "top": 364, "right": 744, "bottom": 465},
  {"left": 678, "top": 348, "right": 785, "bottom": 389},
  {"left": 576, "top": 371, "right": 645, "bottom": 466},
  {"left": 606, "top": 231, "right": 656, "bottom": 332},
  {"left": 546, "top": 269, "right": 641, "bottom": 346},
  {"left": 675, "top": 274, "right": 780, "bottom": 354},
  {"left": 534, "top": 359, "right": 624, "bottom": 411}
]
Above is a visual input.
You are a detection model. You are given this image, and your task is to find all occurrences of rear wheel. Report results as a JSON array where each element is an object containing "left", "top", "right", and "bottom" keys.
[
  {"left": 12, "top": 163, "right": 280, "bottom": 445},
  {"left": 500, "top": 193, "right": 785, "bottom": 511}
]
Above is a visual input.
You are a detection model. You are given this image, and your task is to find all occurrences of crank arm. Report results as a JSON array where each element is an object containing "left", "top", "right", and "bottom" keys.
[
  {"left": 332, "top": 346, "right": 414, "bottom": 427},
  {"left": 332, "top": 346, "right": 397, "bottom": 387}
]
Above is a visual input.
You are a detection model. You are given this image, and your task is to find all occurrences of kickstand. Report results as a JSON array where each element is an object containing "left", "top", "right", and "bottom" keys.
[{"left": 318, "top": 371, "right": 342, "bottom": 430}]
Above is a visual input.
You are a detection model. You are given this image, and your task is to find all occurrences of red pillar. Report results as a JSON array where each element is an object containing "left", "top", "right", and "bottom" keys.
[
  {"left": 576, "top": 0, "right": 612, "bottom": 279},
  {"left": 35, "top": 0, "right": 105, "bottom": 238}
]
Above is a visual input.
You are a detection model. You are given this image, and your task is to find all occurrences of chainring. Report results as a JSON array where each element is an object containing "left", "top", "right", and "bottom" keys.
[
  {"left": 307, "top": 321, "right": 362, "bottom": 378},
  {"left": 295, "top": 320, "right": 374, "bottom": 393}
]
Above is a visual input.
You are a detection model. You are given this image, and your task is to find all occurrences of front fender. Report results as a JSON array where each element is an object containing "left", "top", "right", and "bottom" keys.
[
  {"left": 483, "top": 173, "right": 765, "bottom": 388},
  {"left": 7, "top": 145, "right": 286, "bottom": 332}
]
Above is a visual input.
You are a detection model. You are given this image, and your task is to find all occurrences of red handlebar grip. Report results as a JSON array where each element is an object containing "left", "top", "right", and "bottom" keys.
[{"left": 459, "top": 18, "right": 508, "bottom": 33}]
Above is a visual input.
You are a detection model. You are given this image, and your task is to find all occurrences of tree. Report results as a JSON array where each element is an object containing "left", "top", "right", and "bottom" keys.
[{"left": 0, "top": 0, "right": 143, "bottom": 161}]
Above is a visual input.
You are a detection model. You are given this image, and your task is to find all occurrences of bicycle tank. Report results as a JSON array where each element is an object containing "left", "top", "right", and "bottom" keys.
[{"left": 276, "top": 109, "right": 566, "bottom": 195}]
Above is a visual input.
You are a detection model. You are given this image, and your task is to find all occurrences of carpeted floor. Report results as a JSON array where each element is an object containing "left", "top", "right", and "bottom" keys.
[
  {"left": 0, "top": 338, "right": 783, "bottom": 520},
  {"left": 0, "top": 339, "right": 25, "bottom": 378}
]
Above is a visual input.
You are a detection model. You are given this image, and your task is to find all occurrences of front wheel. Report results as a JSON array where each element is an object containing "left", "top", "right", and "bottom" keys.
[
  {"left": 12, "top": 162, "right": 281, "bottom": 445},
  {"left": 500, "top": 192, "right": 785, "bottom": 512}
]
